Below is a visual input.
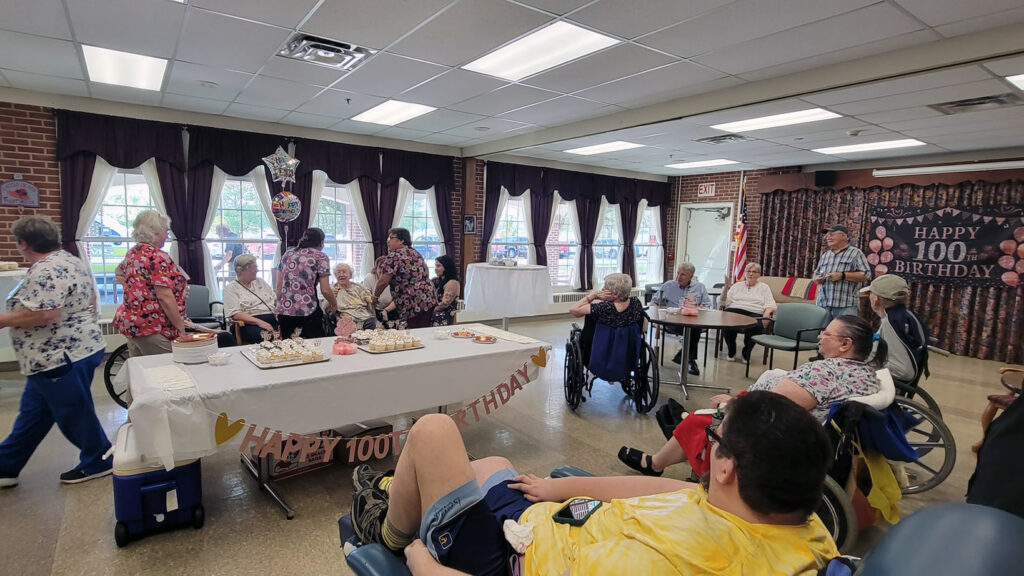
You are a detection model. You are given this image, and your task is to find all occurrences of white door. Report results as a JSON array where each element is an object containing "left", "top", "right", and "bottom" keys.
[{"left": 676, "top": 203, "right": 733, "bottom": 289}]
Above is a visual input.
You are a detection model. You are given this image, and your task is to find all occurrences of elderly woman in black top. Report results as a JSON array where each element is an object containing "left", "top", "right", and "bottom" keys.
[{"left": 570, "top": 273, "right": 645, "bottom": 329}]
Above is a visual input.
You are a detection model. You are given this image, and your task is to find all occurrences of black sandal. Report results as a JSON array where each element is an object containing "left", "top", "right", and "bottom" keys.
[{"left": 617, "top": 446, "right": 662, "bottom": 477}]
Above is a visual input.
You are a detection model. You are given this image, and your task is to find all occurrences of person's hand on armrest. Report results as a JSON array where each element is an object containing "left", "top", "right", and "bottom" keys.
[
  {"left": 763, "top": 307, "right": 776, "bottom": 320},
  {"left": 405, "top": 539, "right": 470, "bottom": 576}
]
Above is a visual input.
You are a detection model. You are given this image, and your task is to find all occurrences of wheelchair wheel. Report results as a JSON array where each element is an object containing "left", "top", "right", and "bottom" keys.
[
  {"left": 817, "top": 475, "right": 858, "bottom": 554},
  {"left": 631, "top": 341, "right": 660, "bottom": 414},
  {"left": 895, "top": 398, "right": 956, "bottom": 495},
  {"left": 903, "top": 386, "right": 942, "bottom": 420},
  {"left": 103, "top": 344, "right": 131, "bottom": 409},
  {"left": 563, "top": 337, "right": 584, "bottom": 411}
]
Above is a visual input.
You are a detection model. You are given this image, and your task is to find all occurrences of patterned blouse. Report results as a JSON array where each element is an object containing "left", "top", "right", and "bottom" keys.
[
  {"left": 113, "top": 243, "right": 188, "bottom": 340},
  {"left": 431, "top": 278, "right": 459, "bottom": 326},
  {"left": 750, "top": 358, "right": 880, "bottom": 422},
  {"left": 275, "top": 247, "right": 330, "bottom": 317},
  {"left": 379, "top": 246, "right": 437, "bottom": 320},
  {"left": 334, "top": 281, "right": 374, "bottom": 323},
  {"left": 589, "top": 297, "right": 646, "bottom": 328},
  {"left": 7, "top": 250, "right": 106, "bottom": 375}
]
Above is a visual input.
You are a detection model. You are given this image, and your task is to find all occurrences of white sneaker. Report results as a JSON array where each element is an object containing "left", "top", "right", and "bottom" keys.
[
  {"left": 725, "top": 355, "right": 737, "bottom": 362},
  {"left": 0, "top": 475, "right": 18, "bottom": 489}
]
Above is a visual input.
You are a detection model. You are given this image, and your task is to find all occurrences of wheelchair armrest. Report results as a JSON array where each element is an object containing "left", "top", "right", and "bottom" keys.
[
  {"left": 571, "top": 323, "right": 581, "bottom": 331},
  {"left": 347, "top": 545, "right": 411, "bottom": 576}
]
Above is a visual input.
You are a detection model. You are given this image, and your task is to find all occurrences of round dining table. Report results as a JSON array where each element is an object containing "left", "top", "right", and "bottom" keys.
[{"left": 464, "top": 263, "right": 553, "bottom": 330}]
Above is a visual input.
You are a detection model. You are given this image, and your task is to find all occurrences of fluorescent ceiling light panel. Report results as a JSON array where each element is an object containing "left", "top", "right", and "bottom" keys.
[
  {"left": 1007, "top": 74, "right": 1024, "bottom": 90},
  {"left": 710, "top": 108, "right": 841, "bottom": 133},
  {"left": 664, "top": 159, "right": 738, "bottom": 169},
  {"left": 82, "top": 45, "right": 167, "bottom": 91},
  {"left": 462, "top": 21, "right": 619, "bottom": 81},
  {"left": 813, "top": 139, "right": 925, "bottom": 155},
  {"left": 564, "top": 141, "right": 644, "bottom": 155},
  {"left": 351, "top": 100, "right": 436, "bottom": 126},
  {"left": 873, "top": 160, "right": 1024, "bottom": 177}
]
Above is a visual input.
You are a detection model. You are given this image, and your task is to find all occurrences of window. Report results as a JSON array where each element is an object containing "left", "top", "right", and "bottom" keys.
[
  {"left": 206, "top": 176, "right": 280, "bottom": 292},
  {"left": 397, "top": 190, "right": 443, "bottom": 274},
  {"left": 316, "top": 182, "right": 370, "bottom": 282},
  {"left": 634, "top": 206, "right": 663, "bottom": 285},
  {"left": 490, "top": 196, "right": 530, "bottom": 265},
  {"left": 83, "top": 170, "right": 158, "bottom": 306},
  {"left": 593, "top": 203, "right": 622, "bottom": 284},
  {"left": 545, "top": 201, "right": 579, "bottom": 287}
]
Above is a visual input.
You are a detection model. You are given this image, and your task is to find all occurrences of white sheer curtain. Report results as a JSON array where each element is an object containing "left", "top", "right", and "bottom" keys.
[
  {"left": 307, "top": 170, "right": 328, "bottom": 225},
  {"left": 346, "top": 179, "right": 375, "bottom": 278},
  {"left": 138, "top": 158, "right": 167, "bottom": 215},
  {"left": 591, "top": 197, "right": 610, "bottom": 286},
  {"left": 74, "top": 156, "right": 118, "bottom": 260},
  {"left": 521, "top": 190, "right": 534, "bottom": 263},
  {"left": 423, "top": 185, "right": 442, "bottom": 256},
  {"left": 486, "top": 187, "right": 510, "bottom": 261},
  {"left": 201, "top": 168, "right": 227, "bottom": 299},
  {"left": 552, "top": 192, "right": 583, "bottom": 290},
  {"left": 250, "top": 165, "right": 281, "bottom": 267},
  {"left": 642, "top": 202, "right": 664, "bottom": 284},
  {"left": 392, "top": 178, "right": 416, "bottom": 228}
]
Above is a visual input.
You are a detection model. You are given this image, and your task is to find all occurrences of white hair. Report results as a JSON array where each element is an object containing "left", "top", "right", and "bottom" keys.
[
  {"left": 234, "top": 254, "right": 258, "bottom": 274},
  {"left": 131, "top": 210, "right": 171, "bottom": 245},
  {"left": 676, "top": 262, "right": 696, "bottom": 275},
  {"left": 603, "top": 273, "right": 633, "bottom": 301}
]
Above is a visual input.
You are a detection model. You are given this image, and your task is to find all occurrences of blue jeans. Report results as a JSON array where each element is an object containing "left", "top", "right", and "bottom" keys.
[
  {"left": 0, "top": 349, "right": 111, "bottom": 476},
  {"left": 823, "top": 306, "right": 860, "bottom": 325}
]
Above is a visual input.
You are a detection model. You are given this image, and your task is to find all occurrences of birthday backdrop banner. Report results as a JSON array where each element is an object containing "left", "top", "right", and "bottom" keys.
[{"left": 868, "top": 205, "right": 1024, "bottom": 288}]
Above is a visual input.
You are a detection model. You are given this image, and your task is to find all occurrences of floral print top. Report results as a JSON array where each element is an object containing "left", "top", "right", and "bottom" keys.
[
  {"left": 7, "top": 250, "right": 106, "bottom": 375},
  {"left": 750, "top": 358, "right": 880, "bottom": 422},
  {"left": 276, "top": 247, "right": 329, "bottom": 317},
  {"left": 431, "top": 278, "right": 460, "bottom": 326},
  {"left": 333, "top": 281, "right": 374, "bottom": 323},
  {"left": 113, "top": 243, "right": 187, "bottom": 341},
  {"left": 379, "top": 247, "right": 437, "bottom": 320}
]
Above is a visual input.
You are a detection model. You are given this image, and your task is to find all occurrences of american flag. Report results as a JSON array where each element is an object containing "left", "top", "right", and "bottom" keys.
[{"left": 733, "top": 176, "right": 748, "bottom": 281}]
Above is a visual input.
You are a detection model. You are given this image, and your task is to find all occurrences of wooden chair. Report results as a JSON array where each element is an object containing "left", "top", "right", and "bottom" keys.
[{"left": 973, "top": 366, "right": 1022, "bottom": 452}]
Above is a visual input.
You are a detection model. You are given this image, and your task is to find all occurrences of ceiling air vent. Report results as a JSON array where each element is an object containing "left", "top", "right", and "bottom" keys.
[
  {"left": 278, "top": 34, "right": 375, "bottom": 71},
  {"left": 928, "top": 93, "right": 1024, "bottom": 115},
  {"left": 696, "top": 134, "right": 755, "bottom": 145}
]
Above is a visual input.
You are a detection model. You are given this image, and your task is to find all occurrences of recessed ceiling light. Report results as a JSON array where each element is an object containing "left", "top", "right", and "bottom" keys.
[
  {"left": 351, "top": 100, "right": 436, "bottom": 126},
  {"left": 565, "top": 141, "right": 644, "bottom": 155},
  {"left": 710, "top": 108, "right": 841, "bottom": 133},
  {"left": 813, "top": 139, "right": 926, "bottom": 155},
  {"left": 1007, "top": 74, "right": 1024, "bottom": 90},
  {"left": 873, "top": 160, "right": 1024, "bottom": 176},
  {"left": 474, "top": 126, "right": 491, "bottom": 132},
  {"left": 462, "top": 21, "right": 619, "bottom": 81},
  {"left": 82, "top": 45, "right": 167, "bottom": 91},
  {"left": 196, "top": 80, "right": 219, "bottom": 89},
  {"left": 664, "top": 159, "right": 738, "bottom": 169}
]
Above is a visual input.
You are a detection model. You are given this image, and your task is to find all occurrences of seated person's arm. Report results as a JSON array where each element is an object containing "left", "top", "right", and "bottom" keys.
[
  {"left": 232, "top": 311, "right": 275, "bottom": 332},
  {"left": 510, "top": 473, "right": 692, "bottom": 503},
  {"left": 405, "top": 540, "right": 471, "bottom": 576},
  {"left": 770, "top": 379, "right": 818, "bottom": 411},
  {"left": 435, "top": 280, "right": 459, "bottom": 314},
  {"left": 569, "top": 292, "right": 598, "bottom": 317}
]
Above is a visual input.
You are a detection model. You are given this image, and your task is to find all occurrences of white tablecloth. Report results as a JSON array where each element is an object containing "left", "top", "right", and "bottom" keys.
[
  {"left": 119, "top": 324, "right": 551, "bottom": 468},
  {"left": 464, "top": 263, "right": 553, "bottom": 318}
]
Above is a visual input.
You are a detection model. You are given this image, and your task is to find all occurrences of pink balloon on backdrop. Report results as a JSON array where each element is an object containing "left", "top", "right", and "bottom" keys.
[
  {"left": 999, "top": 255, "right": 1016, "bottom": 270},
  {"left": 868, "top": 239, "right": 882, "bottom": 253},
  {"left": 1015, "top": 226, "right": 1024, "bottom": 243},
  {"left": 1002, "top": 271, "right": 1020, "bottom": 287},
  {"left": 1000, "top": 239, "right": 1018, "bottom": 255},
  {"left": 867, "top": 253, "right": 879, "bottom": 266},
  {"left": 882, "top": 237, "right": 894, "bottom": 250},
  {"left": 1018, "top": 243, "right": 1024, "bottom": 259},
  {"left": 880, "top": 251, "right": 893, "bottom": 263},
  {"left": 1016, "top": 259, "right": 1024, "bottom": 274},
  {"left": 875, "top": 264, "right": 889, "bottom": 275},
  {"left": 875, "top": 226, "right": 887, "bottom": 239}
]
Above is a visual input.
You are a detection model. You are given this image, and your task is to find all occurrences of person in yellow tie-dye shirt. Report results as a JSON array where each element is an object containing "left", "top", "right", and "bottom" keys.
[{"left": 350, "top": 391, "right": 838, "bottom": 576}]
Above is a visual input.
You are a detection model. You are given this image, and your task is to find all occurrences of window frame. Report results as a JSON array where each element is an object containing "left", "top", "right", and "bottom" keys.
[
  {"left": 544, "top": 199, "right": 580, "bottom": 290},
  {"left": 634, "top": 205, "right": 664, "bottom": 286},
  {"left": 206, "top": 175, "right": 281, "bottom": 292},
  {"left": 490, "top": 195, "right": 531, "bottom": 264},
  {"left": 315, "top": 180, "right": 372, "bottom": 282},
  {"left": 397, "top": 188, "right": 444, "bottom": 277}
]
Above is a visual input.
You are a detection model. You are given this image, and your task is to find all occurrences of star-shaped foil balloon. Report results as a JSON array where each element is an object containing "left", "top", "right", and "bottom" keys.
[{"left": 262, "top": 146, "right": 300, "bottom": 185}]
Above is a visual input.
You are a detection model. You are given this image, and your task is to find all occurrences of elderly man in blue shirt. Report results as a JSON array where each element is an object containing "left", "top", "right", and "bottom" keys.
[{"left": 653, "top": 262, "right": 712, "bottom": 375}]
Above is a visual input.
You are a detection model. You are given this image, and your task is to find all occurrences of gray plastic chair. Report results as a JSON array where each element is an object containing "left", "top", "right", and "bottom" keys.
[
  {"left": 185, "top": 284, "right": 224, "bottom": 330},
  {"left": 745, "top": 302, "right": 827, "bottom": 377}
]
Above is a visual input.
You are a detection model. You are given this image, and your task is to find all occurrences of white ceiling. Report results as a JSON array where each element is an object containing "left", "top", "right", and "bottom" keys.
[{"left": 1, "top": 0, "right": 1023, "bottom": 176}]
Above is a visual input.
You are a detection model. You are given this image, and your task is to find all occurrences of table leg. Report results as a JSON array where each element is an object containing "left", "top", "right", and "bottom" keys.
[
  {"left": 679, "top": 327, "right": 730, "bottom": 395},
  {"left": 240, "top": 453, "right": 295, "bottom": 520},
  {"left": 502, "top": 317, "right": 510, "bottom": 331}
]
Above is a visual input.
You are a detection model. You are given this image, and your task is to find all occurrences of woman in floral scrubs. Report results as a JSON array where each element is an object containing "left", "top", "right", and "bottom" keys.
[
  {"left": 275, "top": 227, "right": 338, "bottom": 338},
  {"left": 371, "top": 227, "right": 437, "bottom": 329}
]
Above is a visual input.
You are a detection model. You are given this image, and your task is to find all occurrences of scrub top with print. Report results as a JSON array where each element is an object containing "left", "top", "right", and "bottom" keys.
[
  {"left": 113, "top": 243, "right": 188, "bottom": 341},
  {"left": 751, "top": 357, "right": 880, "bottom": 422},
  {"left": 276, "top": 247, "right": 330, "bottom": 317},
  {"left": 379, "top": 247, "right": 437, "bottom": 319},
  {"left": 7, "top": 250, "right": 105, "bottom": 375}
]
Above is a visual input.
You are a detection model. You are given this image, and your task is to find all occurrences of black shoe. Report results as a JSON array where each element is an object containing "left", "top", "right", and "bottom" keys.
[
  {"left": 617, "top": 446, "right": 662, "bottom": 477},
  {"left": 59, "top": 463, "right": 112, "bottom": 485},
  {"left": 352, "top": 487, "right": 391, "bottom": 547},
  {"left": 671, "top": 350, "right": 681, "bottom": 365},
  {"left": 352, "top": 464, "right": 393, "bottom": 497},
  {"left": 688, "top": 361, "right": 700, "bottom": 376},
  {"left": 741, "top": 348, "right": 751, "bottom": 362}
]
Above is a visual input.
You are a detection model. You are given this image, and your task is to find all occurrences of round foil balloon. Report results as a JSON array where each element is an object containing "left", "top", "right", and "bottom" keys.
[{"left": 272, "top": 191, "right": 301, "bottom": 222}]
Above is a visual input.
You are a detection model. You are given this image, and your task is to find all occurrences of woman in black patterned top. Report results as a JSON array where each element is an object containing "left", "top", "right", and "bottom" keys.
[{"left": 570, "top": 273, "right": 645, "bottom": 329}]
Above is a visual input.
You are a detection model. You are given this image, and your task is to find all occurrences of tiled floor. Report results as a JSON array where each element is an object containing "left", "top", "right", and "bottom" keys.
[{"left": 0, "top": 318, "right": 1007, "bottom": 575}]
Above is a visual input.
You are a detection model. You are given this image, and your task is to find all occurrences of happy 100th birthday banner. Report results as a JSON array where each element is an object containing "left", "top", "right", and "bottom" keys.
[{"left": 868, "top": 205, "right": 1024, "bottom": 288}]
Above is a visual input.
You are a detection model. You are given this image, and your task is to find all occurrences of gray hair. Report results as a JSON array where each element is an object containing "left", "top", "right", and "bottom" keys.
[
  {"left": 131, "top": 210, "right": 171, "bottom": 245},
  {"left": 603, "top": 273, "right": 633, "bottom": 301},
  {"left": 234, "top": 253, "right": 258, "bottom": 274},
  {"left": 12, "top": 216, "right": 60, "bottom": 253},
  {"left": 676, "top": 262, "right": 696, "bottom": 275},
  {"left": 746, "top": 263, "right": 762, "bottom": 274},
  {"left": 334, "top": 262, "right": 353, "bottom": 277}
]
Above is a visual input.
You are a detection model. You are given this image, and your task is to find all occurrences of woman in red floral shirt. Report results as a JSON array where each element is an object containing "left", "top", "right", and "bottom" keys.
[
  {"left": 113, "top": 210, "right": 188, "bottom": 357},
  {"left": 371, "top": 227, "right": 437, "bottom": 329}
]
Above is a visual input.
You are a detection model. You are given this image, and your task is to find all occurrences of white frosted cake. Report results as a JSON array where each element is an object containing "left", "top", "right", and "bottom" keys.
[{"left": 172, "top": 333, "right": 218, "bottom": 364}]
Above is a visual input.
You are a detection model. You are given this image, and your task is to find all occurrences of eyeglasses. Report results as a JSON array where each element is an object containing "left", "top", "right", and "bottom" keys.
[{"left": 819, "top": 331, "right": 851, "bottom": 341}]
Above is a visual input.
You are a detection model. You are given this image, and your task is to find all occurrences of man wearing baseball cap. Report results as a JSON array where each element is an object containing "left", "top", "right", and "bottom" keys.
[
  {"left": 861, "top": 274, "right": 927, "bottom": 384},
  {"left": 812, "top": 224, "right": 871, "bottom": 323}
]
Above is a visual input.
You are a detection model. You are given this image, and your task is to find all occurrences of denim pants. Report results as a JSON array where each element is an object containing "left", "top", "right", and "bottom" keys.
[
  {"left": 823, "top": 305, "right": 860, "bottom": 325},
  {"left": 0, "top": 349, "right": 110, "bottom": 476}
]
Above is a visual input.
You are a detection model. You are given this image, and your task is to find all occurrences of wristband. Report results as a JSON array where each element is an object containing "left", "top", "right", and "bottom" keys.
[{"left": 842, "top": 271, "right": 847, "bottom": 281}]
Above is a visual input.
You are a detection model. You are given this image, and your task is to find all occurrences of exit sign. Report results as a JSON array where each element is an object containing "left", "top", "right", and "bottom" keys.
[{"left": 697, "top": 182, "right": 716, "bottom": 197}]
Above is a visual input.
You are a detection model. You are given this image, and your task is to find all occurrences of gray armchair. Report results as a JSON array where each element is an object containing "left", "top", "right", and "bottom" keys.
[{"left": 745, "top": 302, "right": 827, "bottom": 377}]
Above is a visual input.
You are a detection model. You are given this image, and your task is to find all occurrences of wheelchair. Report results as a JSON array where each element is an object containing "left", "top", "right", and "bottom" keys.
[
  {"left": 104, "top": 343, "right": 131, "bottom": 409},
  {"left": 564, "top": 315, "right": 659, "bottom": 414}
]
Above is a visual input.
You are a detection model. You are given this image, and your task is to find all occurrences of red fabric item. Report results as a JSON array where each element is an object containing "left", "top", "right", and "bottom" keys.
[
  {"left": 672, "top": 413, "right": 715, "bottom": 477},
  {"left": 781, "top": 277, "right": 797, "bottom": 297},
  {"left": 805, "top": 282, "right": 818, "bottom": 301}
]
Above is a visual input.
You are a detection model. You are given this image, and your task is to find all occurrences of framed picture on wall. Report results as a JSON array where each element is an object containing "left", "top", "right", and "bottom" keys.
[
  {"left": 463, "top": 215, "right": 477, "bottom": 235},
  {"left": 1, "top": 180, "right": 40, "bottom": 207}
]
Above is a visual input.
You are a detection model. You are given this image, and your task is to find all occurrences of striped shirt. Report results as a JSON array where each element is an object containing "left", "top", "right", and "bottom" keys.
[{"left": 813, "top": 244, "right": 871, "bottom": 308}]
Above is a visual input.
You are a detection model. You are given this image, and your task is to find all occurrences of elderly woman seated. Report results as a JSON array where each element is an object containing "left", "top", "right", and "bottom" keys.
[
  {"left": 332, "top": 263, "right": 376, "bottom": 330},
  {"left": 569, "top": 274, "right": 647, "bottom": 381},
  {"left": 720, "top": 263, "right": 777, "bottom": 362},
  {"left": 223, "top": 254, "right": 279, "bottom": 344}
]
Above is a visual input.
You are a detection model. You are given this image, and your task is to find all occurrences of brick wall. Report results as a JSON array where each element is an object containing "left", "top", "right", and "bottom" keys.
[
  {"left": 0, "top": 103, "right": 59, "bottom": 264},
  {"left": 450, "top": 156, "right": 463, "bottom": 271},
  {"left": 665, "top": 167, "right": 800, "bottom": 281}
]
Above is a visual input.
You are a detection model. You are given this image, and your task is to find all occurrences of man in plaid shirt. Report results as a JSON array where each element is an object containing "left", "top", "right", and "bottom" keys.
[{"left": 812, "top": 224, "right": 870, "bottom": 323}]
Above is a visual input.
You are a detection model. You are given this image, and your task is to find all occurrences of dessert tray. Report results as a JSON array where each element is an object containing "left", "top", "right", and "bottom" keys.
[
  {"left": 450, "top": 330, "right": 475, "bottom": 338},
  {"left": 353, "top": 329, "right": 424, "bottom": 354},
  {"left": 472, "top": 335, "right": 497, "bottom": 344},
  {"left": 240, "top": 337, "right": 329, "bottom": 369}
]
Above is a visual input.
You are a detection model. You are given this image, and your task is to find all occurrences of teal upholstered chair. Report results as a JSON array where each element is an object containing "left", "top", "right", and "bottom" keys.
[{"left": 745, "top": 302, "right": 827, "bottom": 378}]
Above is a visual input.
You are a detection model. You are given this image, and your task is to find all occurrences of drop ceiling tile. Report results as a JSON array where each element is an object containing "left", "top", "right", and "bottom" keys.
[
  {"left": 983, "top": 54, "right": 1024, "bottom": 77},
  {"left": 637, "top": 0, "right": 875, "bottom": 59},
  {"left": 192, "top": 0, "right": 320, "bottom": 29},
  {"left": 448, "top": 84, "right": 559, "bottom": 116},
  {"left": 258, "top": 56, "right": 348, "bottom": 88},
  {"left": 398, "top": 109, "right": 485, "bottom": 132},
  {"left": 632, "top": 125, "right": 724, "bottom": 146},
  {"left": 224, "top": 102, "right": 290, "bottom": 122},
  {"left": 934, "top": 6, "right": 1024, "bottom": 38},
  {"left": 375, "top": 126, "right": 433, "bottom": 141},
  {"left": 498, "top": 96, "right": 615, "bottom": 125},
  {"left": 0, "top": 70, "right": 88, "bottom": 97},
  {"left": 389, "top": 0, "right": 552, "bottom": 67},
  {"left": 280, "top": 111, "right": 341, "bottom": 129},
  {"left": 0, "top": 72, "right": 8, "bottom": 87},
  {"left": 235, "top": 76, "right": 321, "bottom": 109},
  {"left": 763, "top": 124, "right": 888, "bottom": 145},
  {"left": 330, "top": 119, "right": 388, "bottom": 136},
  {"left": 693, "top": 3, "right": 923, "bottom": 75},
  {"left": 813, "top": 144, "right": 948, "bottom": 160},
  {"left": 925, "top": 126, "right": 1024, "bottom": 144},
  {"left": 295, "top": 89, "right": 385, "bottom": 118},
  {"left": 685, "top": 98, "right": 813, "bottom": 127},
  {"left": 443, "top": 117, "right": 535, "bottom": 137},
  {"left": 894, "top": 0, "right": 1023, "bottom": 27},
  {"left": 803, "top": 66, "right": 994, "bottom": 106},
  {"left": 740, "top": 150, "right": 832, "bottom": 166},
  {"left": 829, "top": 79, "right": 1010, "bottom": 116},
  {"left": 0, "top": 0, "right": 72, "bottom": 40},
  {"left": 569, "top": 0, "right": 733, "bottom": 39},
  {"left": 618, "top": 76, "right": 746, "bottom": 109},
  {"left": 0, "top": 31, "right": 83, "bottom": 79},
  {"left": 854, "top": 106, "right": 943, "bottom": 125},
  {"left": 333, "top": 53, "right": 448, "bottom": 98},
  {"left": 523, "top": 44, "right": 676, "bottom": 94},
  {"left": 90, "top": 83, "right": 164, "bottom": 106},
  {"left": 515, "top": 0, "right": 592, "bottom": 14},
  {"left": 166, "top": 61, "right": 253, "bottom": 101},
  {"left": 68, "top": 0, "right": 184, "bottom": 59},
  {"left": 398, "top": 69, "right": 507, "bottom": 108},
  {"left": 572, "top": 61, "right": 726, "bottom": 105},
  {"left": 302, "top": 0, "right": 451, "bottom": 51},
  {"left": 177, "top": 10, "right": 291, "bottom": 73},
  {"left": 418, "top": 132, "right": 479, "bottom": 146},
  {"left": 732, "top": 117, "right": 863, "bottom": 142},
  {"left": 940, "top": 137, "right": 1024, "bottom": 151},
  {"left": 789, "top": 131, "right": 906, "bottom": 151},
  {"left": 893, "top": 112, "right": 1024, "bottom": 138},
  {"left": 161, "top": 93, "right": 231, "bottom": 115}
]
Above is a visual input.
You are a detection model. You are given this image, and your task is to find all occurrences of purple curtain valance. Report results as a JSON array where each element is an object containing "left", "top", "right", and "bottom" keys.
[
  {"left": 293, "top": 138, "right": 381, "bottom": 183},
  {"left": 55, "top": 109, "right": 185, "bottom": 171},
  {"left": 380, "top": 149, "right": 457, "bottom": 260},
  {"left": 186, "top": 125, "right": 287, "bottom": 176}
]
